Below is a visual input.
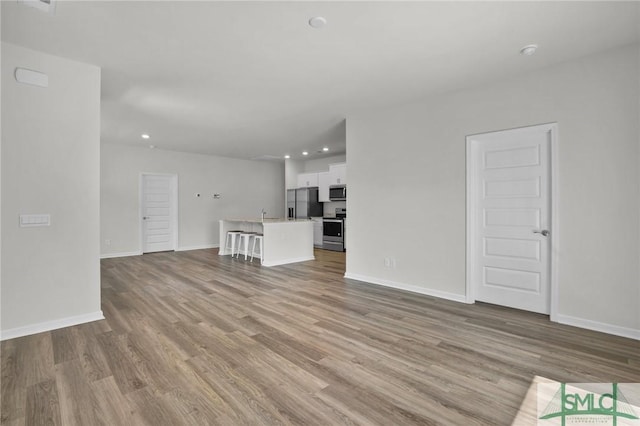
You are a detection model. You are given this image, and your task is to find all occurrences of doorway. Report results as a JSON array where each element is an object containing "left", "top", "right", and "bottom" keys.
[
  {"left": 140, "top": 173, "right": 178, "bottom": 253},
  {"left": 466, "top": 124, "right": 558, "bottom": 315}
]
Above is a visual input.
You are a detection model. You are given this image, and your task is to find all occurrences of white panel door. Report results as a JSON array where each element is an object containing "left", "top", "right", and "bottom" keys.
[
  {"left": 469, "top": 124, "right": 553, "bottom": 314},
  {"left": 141, "top": 174, "right": 176, "bottom": 253}
]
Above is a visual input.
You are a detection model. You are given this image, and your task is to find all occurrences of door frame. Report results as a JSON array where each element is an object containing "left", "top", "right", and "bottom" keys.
[
  {"left": 139, "top": 172, "right": 179, "bottom": 253},
  {"left": 465, "top": 123, "right": 559, "bottom": 321}
]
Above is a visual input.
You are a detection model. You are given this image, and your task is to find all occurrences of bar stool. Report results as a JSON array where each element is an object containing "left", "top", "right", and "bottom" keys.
[
  {"left": 250, "top": 234, "right": 264, "bottom": 264},
  {"left": 224, "top": 230, "right": 243, "bottom": 256},
  {"left": 235, "top": 232, "right": 256, "bottom": 260}
]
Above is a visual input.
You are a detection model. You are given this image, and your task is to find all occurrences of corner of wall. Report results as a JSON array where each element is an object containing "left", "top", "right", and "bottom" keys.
[{"left": 1, "top": 43, "right": 101, "bottom": 338}]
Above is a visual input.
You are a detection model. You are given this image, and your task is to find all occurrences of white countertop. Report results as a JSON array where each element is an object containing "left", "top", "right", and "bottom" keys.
[{"left": 221, "top": 218, "right": 313, "bottom": 224}]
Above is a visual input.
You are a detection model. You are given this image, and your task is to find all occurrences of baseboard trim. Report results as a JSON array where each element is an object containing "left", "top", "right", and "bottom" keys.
[
  {"left": 0, "top": 311, "right": 105, "bottom": 341},
  {"left": 262, "top": 256, "right": 315, "bottom": 267},
  {"left": 101, "top": 245, "right": 220, "bottom": 258},
  {"left": 100, "top": 251, "right": 142, "bottom": 259},
  {"left": 176, "top": 244, "right": 219, "bottom": 252},
  {"left": 344, "top": 273, "right": 469, "bottom": 304},
  {"left": 555, "top": 314, "right": 640, "bottom": 341}
]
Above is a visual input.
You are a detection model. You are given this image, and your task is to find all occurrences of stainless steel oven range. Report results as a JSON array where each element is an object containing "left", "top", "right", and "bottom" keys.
[{"left": 322, "top": 208, "right": 346, "bottom": 252}]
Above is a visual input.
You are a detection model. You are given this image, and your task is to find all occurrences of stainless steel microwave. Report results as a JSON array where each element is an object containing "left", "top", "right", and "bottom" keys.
[{"left": 329, "top": 185, "right": 346, "bottom": 201}]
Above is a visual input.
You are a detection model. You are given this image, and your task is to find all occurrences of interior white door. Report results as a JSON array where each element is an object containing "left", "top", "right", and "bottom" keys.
[
  {"left": 468, "top": 124, "right": 553, "bottom": 314},
  {"left": 141, "top": 174, "right": 176, "bottom": 253}
]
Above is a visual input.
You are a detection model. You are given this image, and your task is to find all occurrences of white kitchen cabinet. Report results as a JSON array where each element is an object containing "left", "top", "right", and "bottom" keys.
[
  {"left": 297, "top": 172, "right": 319, "bottom": 188},
  {"left": 329, "top": 163, "right": 346, "bottom": 185},
  {"left": 318, "top": 172, "right": 331, "bottom": 202},
  {"left": 312, "top": 218, "right": 323, "bottom": 247}
]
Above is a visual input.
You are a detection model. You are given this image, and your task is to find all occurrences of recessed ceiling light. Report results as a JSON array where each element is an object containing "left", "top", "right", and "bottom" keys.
[
  {"left": 141, "top": 134, "right": 150, "bottom": 139},
  {"left": 520, "top": 44, "right": 538, "bottom": 56},
  {"left": 149, "top": 145, "right": 155, "bottom": 149},
  {"left": 309, "top": 16, "right": 327, "bottom": 29},
  {"left": 284, "top": 155, "right": 290, "bottom": 159},
  {"left": 302, "top": 151, "right": 309, "bottom": 156},
  {"left": 322, "top": 147, "right": 329, "bottom": 152}
]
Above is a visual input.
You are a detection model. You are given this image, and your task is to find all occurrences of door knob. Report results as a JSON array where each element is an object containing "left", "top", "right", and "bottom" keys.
[
  {"left": 533, "top": 229, "right": 549, "bottom": 236},
  {"left": 143, "top": 216, "right": 149, "bottom": 220}
]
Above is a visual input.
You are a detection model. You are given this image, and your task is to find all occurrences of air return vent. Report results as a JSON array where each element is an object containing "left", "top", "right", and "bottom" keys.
[{"left": 18, "top": 0, "right": 56, "bottom": 14}]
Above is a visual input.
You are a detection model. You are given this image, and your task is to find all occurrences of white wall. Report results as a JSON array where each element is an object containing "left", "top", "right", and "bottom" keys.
[
  {"left": 1, "top": 5, "right": 3, "bottom": 333},
  {"left": 285, "top": 159, "right": 304, "bottom": 191},
  {"left": 101, "top": 144, "right": 285, "bottom": 256},
  {"left": 346, "top": 44, "right": 640, "bottom": 338},
  {"left": 1, "top": 43, "right": 102, "bottom": 338},
  {"left": 303, "top": 154, "right": 347, "bottom": 173}
]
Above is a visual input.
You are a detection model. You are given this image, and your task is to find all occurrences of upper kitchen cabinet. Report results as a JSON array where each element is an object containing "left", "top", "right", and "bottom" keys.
[
  {"left": 297, "top": 172, "right": 319, "bottom": 188},
  {"left": 318, "top": 172, "right": 331, "bottom": 202},
  {"left": 329, "top": 163, "right": 346, "bottom": 185}
]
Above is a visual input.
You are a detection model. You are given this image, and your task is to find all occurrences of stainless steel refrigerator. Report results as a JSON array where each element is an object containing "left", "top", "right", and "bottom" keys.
[
  {"left": 292, "top": 187, "right": 322, "bottom": 219},
  {"left": 286, "top": 189, "right": 296, "bottom": 219}
]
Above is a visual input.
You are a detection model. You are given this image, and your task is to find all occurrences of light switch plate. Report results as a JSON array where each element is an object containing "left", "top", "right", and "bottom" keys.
[
  {"left": 20, "top": 214, "right": 51, "bottom": 227},
  {"left": 15, "top": 68, "right": 49, "bottom": 87}
]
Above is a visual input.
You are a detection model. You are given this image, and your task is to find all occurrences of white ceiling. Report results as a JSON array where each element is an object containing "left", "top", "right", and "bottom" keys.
[{"left": 2, "top": 1, "right": 639, "bottom": 160}]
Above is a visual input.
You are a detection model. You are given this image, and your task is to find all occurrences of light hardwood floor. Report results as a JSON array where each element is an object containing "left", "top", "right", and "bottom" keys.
[{"left": 2, "top": 248, "right": 639, "bottom": 425}]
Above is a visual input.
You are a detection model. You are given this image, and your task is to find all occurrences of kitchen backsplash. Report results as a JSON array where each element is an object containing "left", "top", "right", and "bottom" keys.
[{"left": 323, "top": 201, "right": 346, "bottom": 217}]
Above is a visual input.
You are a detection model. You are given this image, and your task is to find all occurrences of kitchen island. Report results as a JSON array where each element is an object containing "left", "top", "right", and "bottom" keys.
[{"left": 219, "top": 219, "right": 314, "bottom": 267}]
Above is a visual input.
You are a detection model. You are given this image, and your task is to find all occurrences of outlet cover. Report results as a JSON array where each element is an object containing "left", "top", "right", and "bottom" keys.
[{"left": 20, "top": 214, "right": 50, "bottom": 227}]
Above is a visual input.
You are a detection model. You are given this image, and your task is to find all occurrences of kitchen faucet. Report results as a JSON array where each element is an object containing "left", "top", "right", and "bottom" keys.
[{"left": 261, "top": 208, "right": 266, "bottom": 221}]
